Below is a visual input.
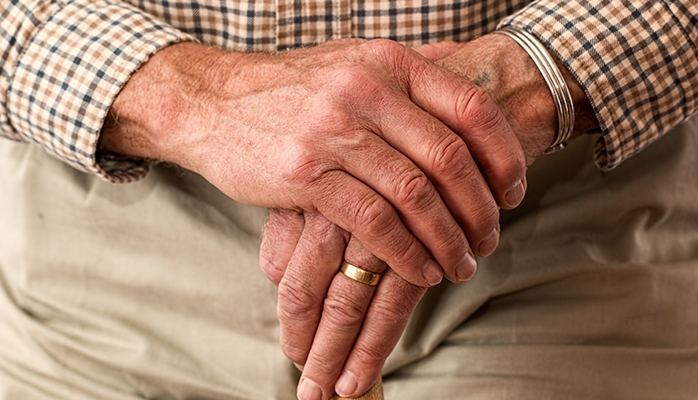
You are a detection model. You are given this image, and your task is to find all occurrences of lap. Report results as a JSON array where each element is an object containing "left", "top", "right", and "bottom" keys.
[
  {"left": 1, "top": 116, "right": 697, "bottom": 399},
  {"left": 0, "top": 144, "right": 295, "bottom": 399}
]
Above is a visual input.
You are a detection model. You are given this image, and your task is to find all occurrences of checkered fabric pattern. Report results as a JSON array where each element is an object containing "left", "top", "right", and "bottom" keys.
[
  {"left": 1, "top": 0, "right": 696, "bottom": 181},
  {"left": 502, "top": 0, "right": 698, "bottom": 170},
  {"left": 1, "top": 0, "right": 192, "bottom": 181}
]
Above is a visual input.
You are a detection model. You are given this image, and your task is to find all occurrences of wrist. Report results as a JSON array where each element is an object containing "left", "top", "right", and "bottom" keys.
[
  {"left": 99, "top": 42, "right": 247, "bottom": 171},
  {"left": 437, "top": 33, "right": 598, "bottom": 165}
]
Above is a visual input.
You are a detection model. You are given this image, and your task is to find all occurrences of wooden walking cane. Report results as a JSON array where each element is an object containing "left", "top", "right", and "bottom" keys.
[{"left": 331, "top": 376, "right": 383, "bottom": 400}]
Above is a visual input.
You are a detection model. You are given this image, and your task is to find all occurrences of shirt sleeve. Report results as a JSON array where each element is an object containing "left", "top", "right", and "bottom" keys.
[
  {"left": 1, "top": 0, "right": 194, "bottom": 183},
  {"left": 500, "top": 0, "right": 698, "bottom": 170}
]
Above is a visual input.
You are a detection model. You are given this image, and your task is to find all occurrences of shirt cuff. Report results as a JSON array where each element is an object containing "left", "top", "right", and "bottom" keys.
[
  {"left": 7, "top": 0, "right": 195, "bottom": 183},
  {"left": 499, "top": 0, "right": 698, "bottom": 170}
]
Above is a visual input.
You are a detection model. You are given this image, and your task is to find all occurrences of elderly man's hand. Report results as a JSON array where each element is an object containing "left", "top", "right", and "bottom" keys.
[
  {"left": 100, "top": 39, "right": 526, "bottom": 288},
  {"left": 261, "top": 209, "right": 424, "bottom": 400},
  {"left": 260, "top": 35, "right": 600, "bottom": 400}
]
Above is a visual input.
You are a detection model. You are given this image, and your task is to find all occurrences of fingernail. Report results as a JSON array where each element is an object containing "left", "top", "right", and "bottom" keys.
[
  {"left": 505, "top": 179, "right": 526, "bottom": 209},
  {"left": 455, "top": 252, "right": 477, "bottom": 282},
  {"left": 478, "top": 228, "right": 499, "bottom": 256},
  {"left": 423, "top": 259, "right": 443, "bottom": 286},
  {"left": 297, "top": 378, "right": 323, "bottom": 400},
  {"left": 335, "top": 371, "right": 358, "bottom": 397}
]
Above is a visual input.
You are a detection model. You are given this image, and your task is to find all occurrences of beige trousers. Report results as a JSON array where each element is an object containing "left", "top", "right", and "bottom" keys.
[{"left": 1, "top": 116, "right": 697, "bottom": 399}]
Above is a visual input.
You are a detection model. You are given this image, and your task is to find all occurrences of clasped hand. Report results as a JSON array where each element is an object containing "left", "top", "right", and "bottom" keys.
[
  {"left": 102, "top": 35, "right": 534, "bottom": 400},
  {"left": 257, "top": 39, "right": 537, "bottom": 400}
]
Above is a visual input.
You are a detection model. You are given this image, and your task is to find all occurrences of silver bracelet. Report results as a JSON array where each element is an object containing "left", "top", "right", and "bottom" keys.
[{"left": 494, "top": 26, "right": 575, "bottom": 154}]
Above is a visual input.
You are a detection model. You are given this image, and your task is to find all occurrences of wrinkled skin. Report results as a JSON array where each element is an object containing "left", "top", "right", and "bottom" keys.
[{"left": 260, "top": 35, "right": 598, "bottom": 400}]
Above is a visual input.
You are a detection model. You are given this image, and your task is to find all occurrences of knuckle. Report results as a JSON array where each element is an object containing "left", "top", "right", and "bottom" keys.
[
  {"left": 394, "top": 171, "right": 435, "bottom": 210},
  {"left": 329, "top": 61, "right": 386, "bottom": 104},
  {"left": 277, "top": 278, "right": 321, "bottom": 322},
  {"left": 429, "top": 134, "right": 472, "bottom": 178},
  {"left": 456, "top": 86, "right": 503, "bottom": 132},
  {"left": 333, "top": 65, "right": 373, "bottom": 94},
  {"left": 355, "top": 195, "right": 396, "bottom": 237},
  {"left": 364, "top": 39, "right": 404, "bottom": 58},
  {"left": 322, "top": 291, "right": 367, "bottom": 329},
  {"left": 363, "top": 39, "right": 413, "bottom": 84},
  {"left": 283, "top": 141, "right": 328, "bottom": 186},
  {"left": 303, "top": 212, "right": 335, "bottom": 238}
]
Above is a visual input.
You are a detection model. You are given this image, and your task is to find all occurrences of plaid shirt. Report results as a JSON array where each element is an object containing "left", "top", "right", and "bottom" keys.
[{"left": 1, "top": 0, "right": 697, "bottom": 182}]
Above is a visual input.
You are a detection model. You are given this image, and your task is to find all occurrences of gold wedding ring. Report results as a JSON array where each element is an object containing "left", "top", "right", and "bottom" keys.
[{"left": 339, "top": 261, "right": 382, "bottom": 286}]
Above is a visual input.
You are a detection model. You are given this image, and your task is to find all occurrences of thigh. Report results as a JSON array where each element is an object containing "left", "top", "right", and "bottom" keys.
[{"left": 0, "top": 142, "right": 297, "bottom": 399}]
